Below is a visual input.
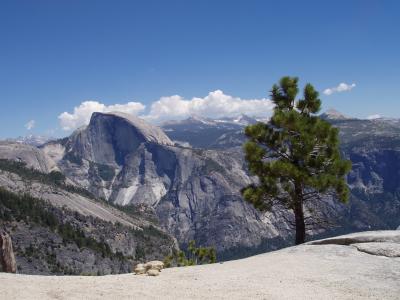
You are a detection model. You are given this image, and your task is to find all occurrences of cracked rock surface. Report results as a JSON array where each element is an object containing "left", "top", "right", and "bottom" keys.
[
  {"left": 307, "top": 230, "right": 400, "bottom": 245},
  {"left": 351, "top": 242, "right": 400, "bottom": 257},
  {"left": 308, "top": 230, "right": 400, "bottom": 258}
]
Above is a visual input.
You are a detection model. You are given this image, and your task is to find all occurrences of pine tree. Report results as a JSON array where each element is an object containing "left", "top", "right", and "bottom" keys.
[{"left": 242, "top": 76, "right": 352, "bottom": 244}]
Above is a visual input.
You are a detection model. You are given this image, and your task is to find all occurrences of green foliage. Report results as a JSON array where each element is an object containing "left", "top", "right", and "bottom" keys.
[
  {"left": 57, "top": 223, "right": 113, "bottom": 258},
  {"left": 164, "top": 240, "right": 217, "bottom": 267},
  {"left": 0, "top": 187, "right": 114, "bottom": 258},
  {"left": 48, "top": 170, "right": 66, "bottom": 185},
  {"left": 111, "top": 204, "right": 159, "bottom": 224},
  {"left": 0, "top": 187, "right": 177, "bottom": 275},
  {"left": 142, "top": 224, "right": 170, "bottom": 240},
  {"left": 242, "top": 76, "right": 352, "bottom": 244},
  {"left": 187, "top": 240, "right": 217, "bottom": 265},
  {"left": 0, "top": 187, "right": 59, "bottom": 227}
]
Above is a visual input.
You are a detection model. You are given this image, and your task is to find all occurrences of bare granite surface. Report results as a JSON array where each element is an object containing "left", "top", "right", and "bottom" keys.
[{"left": 0, "top": 230, "right": 399, "bottom": 300}]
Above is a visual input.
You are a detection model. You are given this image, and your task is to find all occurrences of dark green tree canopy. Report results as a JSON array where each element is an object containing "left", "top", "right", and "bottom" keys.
[{"left": 242, "top": 76, "right": 352, "bottom": 244}]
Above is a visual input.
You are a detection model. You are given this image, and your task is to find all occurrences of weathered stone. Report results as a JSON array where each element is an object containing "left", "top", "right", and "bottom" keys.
[
  {"left": 146, "top": 269, "right": 160, "bottom": 276},
  {"left": 30, "top": 112, "right": 400, "bottom": 258},
  {"left": 307, "top": 230, "right": 400, "bottom": 246},
  {"left": 0, "top": 231, "right": 17, "bottom": 273},
  {"left": 352, "top": 242, "right": 400, "bottom": 257},
  {"left": 42, "top": 112, "right": 282, "bottom": 255},
  {"left": 0, "top": 141, "right": 57, "bottom": 173},
  {"left": 307, "top": 231, "right": 400, "bottom": 258},
  {"left": 1, "top": 231, "right": 400, "bottom": 299},
  {"left": 133, "top": 264, "right": 146, "bottom": 275},
  {"left": 144, "top": 260, "right": 164, "bottom": 271}
]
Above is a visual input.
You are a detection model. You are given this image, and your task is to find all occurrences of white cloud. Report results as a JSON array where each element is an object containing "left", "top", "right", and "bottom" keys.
[
  {"left": 25, "top": 120, "right": 35, "bottom": 130},
  {"left": 58, "top": 101, "right": 146, "bottom": 131},
  {"left": 366, "top": 114, "right": 381, "bottom": 120},
  {"left": 145, "top": 90, "right": 274, "bottom": 123},
  {"left": 323, "top": 83, "right": 356, "bottom": 95},
  {"left": 58, "top": 91, "right": 274, "bottom": 131}
]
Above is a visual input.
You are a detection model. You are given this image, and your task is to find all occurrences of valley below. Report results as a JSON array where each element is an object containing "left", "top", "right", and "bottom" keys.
[{"left": 1, "top": 111, "right": 400, "bottom": 276}]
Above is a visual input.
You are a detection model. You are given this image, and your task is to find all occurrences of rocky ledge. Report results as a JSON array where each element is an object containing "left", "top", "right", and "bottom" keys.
[
  {"left": 0, "top": 230, "right": 399, "bottom": 299},
  {"left": 307, "top": 230, "right": 400, "bottom": 258}
]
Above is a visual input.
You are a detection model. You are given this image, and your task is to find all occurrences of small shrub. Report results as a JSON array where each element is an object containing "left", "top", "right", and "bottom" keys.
[{"left": 164, "top": 240, "right": 217, "bottom": 267}]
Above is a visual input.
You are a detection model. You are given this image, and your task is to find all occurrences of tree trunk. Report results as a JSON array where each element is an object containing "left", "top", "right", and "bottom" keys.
[
  {"left": 0, "top": 231, "right": 17, "bottom": 273},
  {"left": 294, "top": 184, "right": 306, "bottom": 245}
]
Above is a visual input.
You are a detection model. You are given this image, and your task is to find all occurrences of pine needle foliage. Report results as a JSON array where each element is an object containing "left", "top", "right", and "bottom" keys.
[
  {"left": 163, "top": 240, "right": 216, "bottom": 267},
  {"left": 242, "top": 76, "right": 352, "bottom": 244}
]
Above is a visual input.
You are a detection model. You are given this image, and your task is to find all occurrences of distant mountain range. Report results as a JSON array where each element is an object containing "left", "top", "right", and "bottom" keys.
[
  {"left": 320, "top": 108, "right": 349, "bottom": 120},
  {"left": 3, "top": 135, "right": 52, "bottom": 147}
]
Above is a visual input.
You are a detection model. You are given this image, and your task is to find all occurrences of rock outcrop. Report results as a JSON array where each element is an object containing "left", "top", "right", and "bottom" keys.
[
  {"left": 0, "top": 142, "right": 57, "bottom": 173},
  {"left": 133, "top": 263, "right": 146, "bottom": 275},
  {"left": 63, "top": 111, "right": 173, "bottom": 166},
  {"left": 146, "top": 269, "right": 159, "bottom": 276},
  {"left": 0, "top": 168, "right": 178, "bottom": 275},
  {"left": 42, "top": 112, "right": 290, "bottom": 256},
  {"left": 162, "top": 115, "right": 400, "bottom": 236},
  {"left": 0, "top": 231, "right": 16, "bottom": 273},
  {"left": 37, "top": 112, "right": 400, "bottom": 258},
  {"left": 307, "top": 230, "right": 400, "bottom": 245},
  {"left": 1, "top": 231, "right": 399, "bottom": 300},
  {"left": 134, "top": 260, "right": 164, "bottom": 276},
  {"left": 351, "top": 242, "right": 400, "bottom": 257},
  {"left": 0, "top": 111, "right": 395, "bottom": 262},
  {"left": 143, "top": 260, "right": 164, "bottom": 271}
]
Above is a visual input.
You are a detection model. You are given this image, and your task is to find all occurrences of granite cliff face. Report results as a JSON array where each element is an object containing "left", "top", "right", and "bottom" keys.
[
  {"left": 161, "top": 114, "right": 400, "bottom": 236},
  {"left": 41, "top": 112, "right": 291, "bottom": 256},
  {"left": 38, "top": 111, "right": 400, "bottom": 258},
  {"left": 2, "top": 111, "right": 399, "bottom": 262},
  {"left": 69, "top": 111, "right": 173, "bottom": 164}
]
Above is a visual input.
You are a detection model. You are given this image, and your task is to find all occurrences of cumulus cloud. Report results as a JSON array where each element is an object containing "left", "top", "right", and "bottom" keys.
[
  {"left": 58, "top": 101, "right": 146, "bottom": 131},
  {"left": 323, "top": 83, "right": 356, "bottom": 95},
  {"left": 58, "top": 91, "right": 274, "bottom": 131},
  {"left": 25, "top": 120, "right": 35, "bottom": 130},
  {"left": 145, "top": 90, "right": 274, "bottom": 122},
  {"left": 367, "top": 114, "right": 381, "bottom": 120}
]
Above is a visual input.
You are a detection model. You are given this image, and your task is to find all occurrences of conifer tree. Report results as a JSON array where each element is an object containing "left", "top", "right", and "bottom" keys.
[{"left": 242, "top": 76, "right": 352, "bottom": 244}]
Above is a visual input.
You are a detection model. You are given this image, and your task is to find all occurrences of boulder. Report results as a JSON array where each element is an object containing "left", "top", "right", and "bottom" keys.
[
  {"left": 134, "top": 260, "right": 164, "bottom": 276},
  {"left": 0, "top": 231, "right": 16, "bottom": 273},
  {"left": 133, "top": 263, "right": 146, "bottom": 275},
  {"left": 146, "top": 269, "right": 160, "bottom": 276},
  {"left": 144, "top": 260, "right": 164, "bottom": 271}
]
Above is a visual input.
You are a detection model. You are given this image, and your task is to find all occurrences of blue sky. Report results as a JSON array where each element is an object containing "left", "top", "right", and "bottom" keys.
[{"left": 0, "top": 0, "right": 399, "bottom": 138}]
